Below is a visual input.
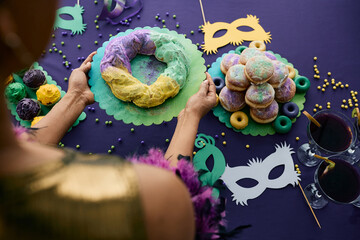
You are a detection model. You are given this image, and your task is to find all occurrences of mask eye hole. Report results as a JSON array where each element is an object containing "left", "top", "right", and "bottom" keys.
[
  {"left": 205, "top": 155, "right": 214, "bottom": 172},
  {"left": 213, "top": 29, "right": 228, "bottom": 38},
  {"left": 236, "top": 26, "right": 255, "bottom": 32},
  {"left": 268, "top": 164, "right": 285, "bottom": 180},
  {"left": 236, "top": 178, "right": 259, "bottom": 188},
  {"left": 59, "top": 14, "right": 75, "bottom": 21}
]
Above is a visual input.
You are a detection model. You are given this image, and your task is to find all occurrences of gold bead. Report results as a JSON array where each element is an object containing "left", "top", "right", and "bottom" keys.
[
  {"left": 221, "top": 132, "right": 225, "bottom": 136},
  {"left": 319, "top": 105, "right": 322, "bottom": 109},
  {"left": 314, "top": 57, "right": 317, "bottom": 60},
  {"left": 313, "top": 108, "right": 317, "bottom": 112},
  {"left": 296, "top": 137, "right": 300, "bottom": 141},
  {"left": 315, "top": 104, "right": 319, "bottom": 107},
  {"left": 345, "top": 84, "right": 349, "bottom": 88},
  {"left": 223, "top": 141, "right": 227, "bottom": 145},
  {"left": 246, "top": 144, "right": 250, "bottom": 149},
  {"left": 322, "top": 88, "right": 325, "bottom": 92},
  {"left": 193, "top": 151, "right": 196, "bottom": 155},
  {"left": 327, "top": 72, "right": 331, "bottom": 76},
  {"left": 317, "top": 86, "right": 321, "bottom": 90}
]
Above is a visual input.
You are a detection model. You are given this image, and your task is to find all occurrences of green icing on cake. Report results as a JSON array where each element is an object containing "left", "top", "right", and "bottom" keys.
[
  {"left": 5, "top": 82, "right": 26, "bottom": 103},
  {"left": 150, "top": 31, "right": 190, "bottom": 88}
]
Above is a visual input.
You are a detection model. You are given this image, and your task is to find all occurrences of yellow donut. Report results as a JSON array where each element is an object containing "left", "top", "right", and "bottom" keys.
[
  {"left": 230, "top": 111, "right": 249, "bottom": 129},
  {"left": 249, "top": 40, "right": 266, "bottom": 51},
  {"left": 287, "top": 65, "right": 296, "bottom": 79}
]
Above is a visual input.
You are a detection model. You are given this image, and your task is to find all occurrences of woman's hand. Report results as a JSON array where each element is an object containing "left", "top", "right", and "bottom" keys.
[
  {"left": 67, "top": 51, "right": 97, "bottom": 106},
  {"left": 184, "top": 72, "right": 217, "bottom": 120}
]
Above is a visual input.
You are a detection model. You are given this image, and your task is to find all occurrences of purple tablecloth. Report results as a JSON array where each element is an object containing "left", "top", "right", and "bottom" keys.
[{"left": 28, "top": 0, "right": 360, "bottom": 239}]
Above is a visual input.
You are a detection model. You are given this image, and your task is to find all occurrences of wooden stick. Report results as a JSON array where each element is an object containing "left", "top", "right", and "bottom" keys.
[
  {"left": 77, "top": 0, "right": 80, "bottom": 6},
  {"left": 298, "top": 181, "right": 322, "bottom": 229},
  {"left": 198, "top": 0, "right": 206, "bottom": 25}
]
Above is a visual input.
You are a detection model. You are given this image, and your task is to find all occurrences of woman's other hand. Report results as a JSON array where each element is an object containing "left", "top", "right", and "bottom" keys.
[
  {"left": 184, "top": 72, "right": 217, "bottom": 120},
  {"left": 67, "top": 51, "right": 97, "bottom": 106}
]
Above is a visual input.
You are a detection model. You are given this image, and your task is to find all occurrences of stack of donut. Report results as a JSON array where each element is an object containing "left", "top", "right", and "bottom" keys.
[{"left": 217, "top": 41, "right": 300, "bottom": 130}]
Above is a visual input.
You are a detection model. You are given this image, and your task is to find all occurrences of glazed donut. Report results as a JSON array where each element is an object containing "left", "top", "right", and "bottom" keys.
[
  {"left": 230, "top": 111, "right": 249, "bottom": 129},
  {"left": 235, "top": 46, "right": 247, "bottom": 55},
  {"left": 225, "top": 64, "right": 250, "bottom": 92},
  {"left": 245, "top": 56, "right": 274, "bottom": 85},
  {"left": 268, "top": 60, "right": 289, "bottom": 88},
  {"left": 213, "top": 77, "right": 225, "bottom": 94},
  {"left": 294, "top": 76, "right": 310, "bottom": 93},
  {"left": 239, "top": 47, "right": 265, "bottom": 65},
  {"left": 100, "top": 29, "right": 190, "bottom": 108},
  {"left": 249, "top": 40, "right": 266, "bottom": 51},
  {"left": 220, "top": 53, "right": 242, "bottom": 74},
  {"left": 245, "top": 83, "right": 275, "bottom": 108},
  {"left": 287, "top": 65, "right": 296, "bottom": 79},
  {"left": 275, "top": 78, "right": 296, "bottom": 103},
  {"left": 282, "top": 102, "right": 299, "bottom": 119},
  {"left": 250, "top": 100, "right": 279, "bottom": 124},
  {"left": 273, "top": 115, "right": 292, "bottom": 134},
  {"left": 219, "top": 86, "right": 246, "bottom": 112}
]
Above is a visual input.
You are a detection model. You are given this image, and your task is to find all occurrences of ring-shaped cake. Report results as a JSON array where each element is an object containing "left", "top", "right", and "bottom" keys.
[{"left": 100, "top": 29, "right": 190, "bottom": 108}]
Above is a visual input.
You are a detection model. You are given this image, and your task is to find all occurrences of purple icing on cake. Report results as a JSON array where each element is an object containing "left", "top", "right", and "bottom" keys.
[
  {"left": 275, "top": 78, "right": 296, "bottom": 103},
  {"left": 246, "top": 83, "right": 275, "bottom": 105},
  {"left": 219, "top": 86, "right": 246, "bottom": 112},
  {"left": 221, "top": 53, "right": 241, "bottom": 73},
  {"left": 264, "top": 51, "right": 277, "bottom": 61},
  {"left": 23, "top": 69, "right": 46, "bottom": 89},
  {"left": 268, "top": 60, "right": 289, "bottom": 88},
  {"left": 16, "top": 98, "right": 41, "bottom": 121},
  {"left": 250, "top": 100, "right": 279, "bottom": 120},
  {"left": 100, "top": 29, "right": 156, "bottom": 74}
]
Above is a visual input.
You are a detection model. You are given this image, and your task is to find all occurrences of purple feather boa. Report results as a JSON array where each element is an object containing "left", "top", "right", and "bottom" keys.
[{"left": 127, "top": 148, "right": 226, "bottom": 240}]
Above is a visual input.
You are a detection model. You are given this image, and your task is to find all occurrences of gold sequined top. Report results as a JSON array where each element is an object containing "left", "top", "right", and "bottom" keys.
[{"left": 0, "top": 149, "right": 146, "bottom": 240}]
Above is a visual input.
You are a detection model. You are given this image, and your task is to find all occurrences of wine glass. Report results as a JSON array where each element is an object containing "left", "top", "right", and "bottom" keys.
[
  {"left": 303, "top": 157, "right": 360, "bottom": 209},
  {"left": 297, "top": 110, "right": 357, "bottom": 167}
]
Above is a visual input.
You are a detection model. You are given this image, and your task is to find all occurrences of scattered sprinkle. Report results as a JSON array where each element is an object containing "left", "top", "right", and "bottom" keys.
[
  {"left": 193, "top": 151, "right": 196, "bottom": 155},
  {"left": 95, "top": 118, "right": 99, "bottom": 122},
  {"left": 131, "top": 128, "right": 135, "bottom": 132},
  {"left": 221, "top": 132, "right": 225, "bottom": 136},
  {"left": 76, "top": 145, "right": 80, "bottom": 149},
  {"left": 296, "top": 137, "right": 300, "bottom": 141},
  {"left": 246, "top": 144, "right": 250, "bottom": 149},
  {"left": 223, "top": 141, "right": 227, "bottom": 145}
]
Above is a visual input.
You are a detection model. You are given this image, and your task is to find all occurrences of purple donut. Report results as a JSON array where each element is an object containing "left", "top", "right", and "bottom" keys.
[
  {"left": 219, "top": 86, "right": 246, "bottom": 112},
  {"left": 268, "top": 60, "right": 289, "bottom": 88},
  {"left": 250, "top": 100, "right": 279, "bottom": 124},
  {"left": 220, "top": 53, "right": 242, "bottom": 74},
  {"left": 16, "top": 98, "right": 41, "bottom": 121},
  {"left": 225, "top": 64, "right": 250, "bottom": 92},
  {"left": 275, "top": 78, "right": 296, "bottom": 103}
]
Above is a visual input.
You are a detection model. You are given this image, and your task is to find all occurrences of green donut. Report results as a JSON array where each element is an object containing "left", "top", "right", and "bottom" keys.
[
  {"left": 273, "top": 115, "right": 292, "bottom": 134},
  {"left": 294, "top": 76, "right": 310, "bottom": 93},
  {"left": 235, "top": 46, "right": 247, "bottom": 55}
]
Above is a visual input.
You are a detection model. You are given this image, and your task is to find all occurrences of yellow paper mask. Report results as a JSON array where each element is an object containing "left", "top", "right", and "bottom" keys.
[{"left": 201, "top": 15, "right": 272, "bottom": 54}]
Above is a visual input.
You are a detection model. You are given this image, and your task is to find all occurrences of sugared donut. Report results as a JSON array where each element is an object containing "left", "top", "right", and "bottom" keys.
[
  {"left": 268, "top": 60, "right": 289, "bottom": 88},
  {"left": 230, "top": 111, "right": 249, "bottom": 129},
  {"left": 275, "top": 78, "right": 296, "bottom": 103},
  {"left": 220, "top": 53, "right": 242, "bottom": 74},
  {"left": 264, "top": 51, "right": 277, "bottom": 61},
  {"left": 282, "top": 102, "right": 299, "bottom": 119},
  {"left": 219, "top": 86, "right": 246, "bottom": 112},
  {"left": 100, "top": 29, "right": 190, "bottom": 108},
  {"left": 249, "top": 40, "right": 266, "bottom": 51},
  {"left": 213, "top": 77, "right": 225, "bottom": 94},
  {"left": 239, "top": 48, "right": 264, "bottom": 65},
  {"left": 235, "top": 46, "right": 247, "bottom": 55},
  {"left": 225, "top": 64, "right": 250, "bottom": 92},
  {"left": 245, "top": 56, "right": 274, "bottom": 85},
  {"left": 250, "top": 100, "right": 279, "bottom": 124},
  {"left": 245, "top": 83, "right": 275, "bottom": 108},
  {"left": 287, "top": 65, "right": 296, "bottom": 79}
]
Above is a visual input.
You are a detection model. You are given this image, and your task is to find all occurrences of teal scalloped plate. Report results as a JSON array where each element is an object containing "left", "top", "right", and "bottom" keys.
[
  {"left": 210, "top": 49, "right": 306, "bottom": 136},
  {"left": 88, "top": 27, "right": 206, "bottom": 126},
  {"left": 7, "top": 62, "right": 86, "bottom": 131}
]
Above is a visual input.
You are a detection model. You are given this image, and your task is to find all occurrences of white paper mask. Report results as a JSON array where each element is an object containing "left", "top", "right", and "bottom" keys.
[{"left": 221, "top": 142, "right": 300, "bottom": 206}]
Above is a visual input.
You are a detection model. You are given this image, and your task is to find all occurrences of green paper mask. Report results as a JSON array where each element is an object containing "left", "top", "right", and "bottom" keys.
[
  {"left": 54, "top": 4, "right": 87, "bottom": 35},
  {"left": 193, "top": 133, "right": 226, "bottom": 198}
]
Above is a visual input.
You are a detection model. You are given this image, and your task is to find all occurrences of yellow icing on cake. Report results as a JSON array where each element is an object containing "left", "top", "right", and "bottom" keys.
[
  {"left": 31, "top": 116, "right": 44, "bottom": 127},
  {"left": 102, "top": 66, "right": 179, "bottom": 108},
  {"left": 36, "top": 84, "right": 61, "bottom": 106}
]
